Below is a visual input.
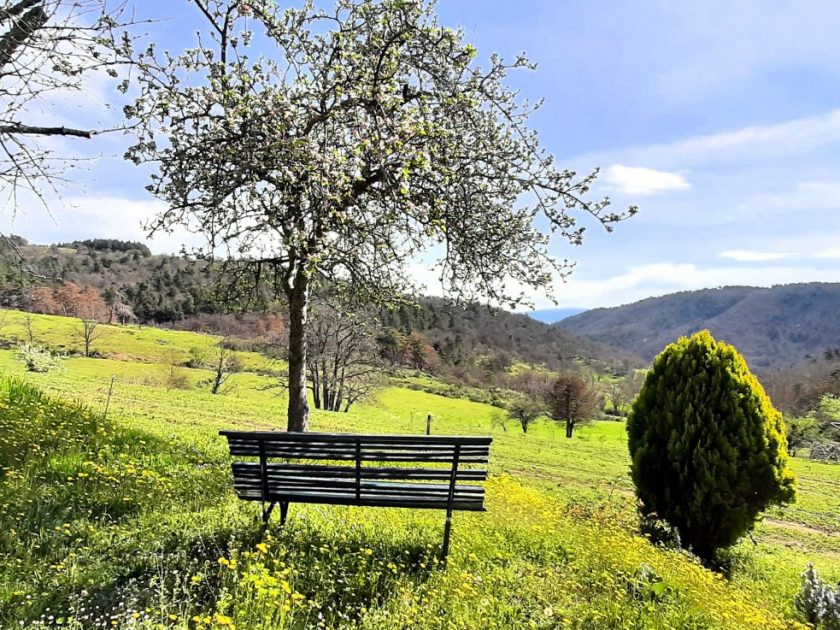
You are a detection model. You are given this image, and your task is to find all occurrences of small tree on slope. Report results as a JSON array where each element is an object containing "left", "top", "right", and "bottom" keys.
[{"left": 627, "top": 330, "right": 796, "bottom": 562}]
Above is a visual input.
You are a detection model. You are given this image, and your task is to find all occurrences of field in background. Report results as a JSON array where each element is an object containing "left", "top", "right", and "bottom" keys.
[{"left": 1, "top": 309, "right": 839, "bottom": 628}]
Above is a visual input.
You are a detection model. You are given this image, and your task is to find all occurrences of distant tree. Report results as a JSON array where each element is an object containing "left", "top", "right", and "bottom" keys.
[
  {"left": 604, "top": 372, "right": 643, "bottom": 417},
  {"left": 76, "top": 317, "right": 102, "bottom": 357},
  {"left": 59, "top": 239, "right": 152, "bottom": 256},
  {"left": 207, "top": 341, "right": 241, "bottom": 395},
  {"left": 113, "top": 302, "right": 137, "bottom": 325},
  {"left": 76, "top": 286, "right": 107, "bottom": 320},
  {"left": 255, "top": 314, "right": 286, "bottom": 344},
  {"left": 506, "top": 368, "right": 554, "bottom": 399},
  {"left": 377, "top": 328, "right": 408, "bottom": 365},
  {"left": 307, "top": 302, "right": 383, "bottom": 413},
  {"left": 627, "top": 331, "right": 796, "bottom": 562},
  {"left": 17, "top": 340, "right": 62, "bottom": 373},
  {"left": 506, "top": 396, "right": 545, "bottom": 434},
  {"left": 69, "top": 285, "right": 108, "bottom": 357},
  {"left": 103, "top": 288, "right": 137, "bottom": 324},
  {"left": 160, "top": 348, "right": 190, "bottom": 390},
  {"left": 482, "top": 350, "right": 513, "bottom": 374},
  {"left": 547, "top": 373, "right": 598, "bottom": 438},
  {"left": 23, "top": 312, "right": 35, "bottom": 343},
  {"left": 490, "top": 408, "right": 508, "bottom": 432},
  {"left": 404, "top": 332, "right": 437, "bottom": 371},
  {"left": 123, "top": 0, "right": 635, "bottom": 432},
  {"left": 54, "top": 282, "right": 83, "bottom": 317},
  {"left": 27, "top": 286, "right": 60, "bottom": 315}
]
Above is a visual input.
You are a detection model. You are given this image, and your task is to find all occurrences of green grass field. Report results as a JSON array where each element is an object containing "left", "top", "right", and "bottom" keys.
[{"left": 2, "top": 309, "right": 839, "bottom": 628}]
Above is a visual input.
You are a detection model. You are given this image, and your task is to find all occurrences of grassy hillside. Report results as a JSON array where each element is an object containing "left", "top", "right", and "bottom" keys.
[
  {"left": 1, "top": 310, "right": 839, "bottom": 628},
  {"left": 0, "top": 308, "right": 272, "bottom": 370},
  {"left": 559, "top": 283, "right": 840, "bottom": 369}
]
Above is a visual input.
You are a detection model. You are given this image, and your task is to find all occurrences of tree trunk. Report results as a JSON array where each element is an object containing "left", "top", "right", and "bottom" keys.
[
  {"left": 310, "top": 364, "right": 321, "bottom": 409},
  {"left": 211, "top": 359, "right": 223, "bottom": 394},
  {"left": 566, "top": 418, "right": 574, "bottom": 438},
  {"left": 286, "top": 275, "right": 310, "bottom": 432}
]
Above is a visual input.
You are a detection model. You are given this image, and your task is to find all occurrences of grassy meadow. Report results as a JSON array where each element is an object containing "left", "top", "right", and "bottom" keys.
[{"left": 1, "top": 309, "right": 839, "bottom": 629}]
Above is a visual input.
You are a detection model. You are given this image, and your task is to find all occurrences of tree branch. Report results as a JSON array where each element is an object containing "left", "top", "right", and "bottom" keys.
[
  {"left": 0, "top": 0, "right": 42, "bottom": 24},
  {"left": 0, "top": 3, "right": 47, "bottom": 71},
  {"left": 0, "top": 123, "right": 92, "bottom": 138}
]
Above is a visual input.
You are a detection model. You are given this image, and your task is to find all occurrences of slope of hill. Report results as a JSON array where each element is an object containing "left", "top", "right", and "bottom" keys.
[
  {"left": 381, "top": 297, "right": 634, "bottom": 370},
  {"left": 559, "top": 283, "right": 840, "bottom": 369}
]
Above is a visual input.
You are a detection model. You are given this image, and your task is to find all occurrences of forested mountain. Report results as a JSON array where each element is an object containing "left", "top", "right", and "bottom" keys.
[
  {"left": 0, "top": 238, "right": 222, "bottom": 322},
  {"left": 559, "top": 284, "right": 840, "bottom": 369},
  {"left": 379, "top": 298, "right": 632, "bottom": 371},
  {"left": 0, "top": 237, "right": 632, "bottom": 371}
]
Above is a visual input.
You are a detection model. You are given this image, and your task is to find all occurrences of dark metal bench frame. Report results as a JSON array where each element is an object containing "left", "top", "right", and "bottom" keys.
[{"left": 220, "top": 431, "right": 492, "bottom": 563}]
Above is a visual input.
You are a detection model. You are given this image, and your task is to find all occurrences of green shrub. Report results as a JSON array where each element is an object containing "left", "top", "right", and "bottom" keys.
[
  {"left": 627, "top": 330, "right": 796, "bottom": 561},
  {"left": 796, "top": 564, "right": 840, "bottom": 628},
  {"left": 786, "top": 414, "right": 822, "bottom": 451},
  {"left": 16, "top": 341, "right": 64, "bottom": 373}
]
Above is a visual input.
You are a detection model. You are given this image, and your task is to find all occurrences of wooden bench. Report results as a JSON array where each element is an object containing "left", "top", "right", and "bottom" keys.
[{"left": 220, "top": 430, "right": 492, "bottom": 562}]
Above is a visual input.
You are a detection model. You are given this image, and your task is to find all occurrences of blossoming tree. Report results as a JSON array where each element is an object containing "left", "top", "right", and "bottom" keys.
[{"left": 124, "top": 0, "right": 636, "bottom": 431}]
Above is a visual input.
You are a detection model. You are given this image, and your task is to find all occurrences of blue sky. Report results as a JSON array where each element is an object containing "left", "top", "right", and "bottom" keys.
[{"left": 5, "top": 0, "right": 840, "bottom": 310}]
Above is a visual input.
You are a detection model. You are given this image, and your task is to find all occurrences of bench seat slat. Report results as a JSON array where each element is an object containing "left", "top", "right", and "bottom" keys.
[
  {"left": 233, "top": 488, "right": 483, "bottom": 505},
  {"left": 226, "top": 442, "right": 489, "bottom": 453},
  {"left": 232, "top": 477, "right": 485, "bottom": 496},
  {"left": 232, "top": 462, "right": 488, "bottom": 482},
  {"left": 233, "top": 488, "right": 487, "bottom": 511},
  {"left": 227, "top": 449, "right": 489, "bottom": 463},
  {"left": 221, "top": 430, "right": 492, "bottom": 446},
  {"left": 226, "top": 441, "right": 490, "bottom": 454}
]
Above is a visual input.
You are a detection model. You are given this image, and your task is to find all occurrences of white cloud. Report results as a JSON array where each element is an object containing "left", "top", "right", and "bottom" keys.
[
  {"left": 602, "top": 164, "right": 690, "bottom": 196},
  {"left": 815, "top": 248, "right": 840, "bottom": 259},
  {"left": 577, "top": 110, "right": 840, "bottom": 172},
  {"left": 719, "top": 250, "right": 791, "bottom": 262},
  {"left": 3, "top": 194, "right": 198, "bottom": 254},
  {"left": 738, "top": 181, "right": 840, "bottom": 218}
]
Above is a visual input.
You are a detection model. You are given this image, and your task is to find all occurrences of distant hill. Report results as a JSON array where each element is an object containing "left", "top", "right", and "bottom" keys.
[
  {"left": 0, "top": 237, "right": 634, "bottom": 371},
  {"left": 382, "top": 297, "right": 634, "bottom": 371},
  {"left": 558, "top": 283, "right": 840, "bottom": 370},
  {"left": 527, "top": 307, "right": 585, "bottom": 324}
]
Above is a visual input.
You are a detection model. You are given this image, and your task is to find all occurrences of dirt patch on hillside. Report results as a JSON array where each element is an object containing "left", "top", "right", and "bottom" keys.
[{"left": 763, "top": 518, "right": 836, "bottom": 536}]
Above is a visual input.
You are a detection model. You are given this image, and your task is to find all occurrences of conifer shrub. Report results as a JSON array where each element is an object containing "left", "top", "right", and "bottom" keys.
[
  {"left": 796, "top": 564, "right": 840, "bottom": 629},
  {"left": 627, "top": 330, "right": 796, "bottom": 561}
]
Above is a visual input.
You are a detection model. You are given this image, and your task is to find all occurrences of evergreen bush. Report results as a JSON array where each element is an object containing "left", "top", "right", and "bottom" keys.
[{"left": 627, "top": 330, "right": 796, "bottom": 561}]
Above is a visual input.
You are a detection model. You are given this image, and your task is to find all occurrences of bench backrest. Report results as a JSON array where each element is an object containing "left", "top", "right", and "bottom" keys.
[
  {"left": 220, "top": 430, "right": 491, "bottom": 486},
  {"left": 221, "top": 430, "right": 489, "bottom": 462}
]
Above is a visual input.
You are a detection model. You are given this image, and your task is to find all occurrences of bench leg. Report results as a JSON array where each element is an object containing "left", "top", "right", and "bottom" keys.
[
  {"left": 261, "top": 501, "right": 276, "bottom": 526},
  {"left": 441, "top": 511, "right": 453, "bottom": 568},
  {"left": 280, "top": 501, "right": 289, "bottom": 527}
]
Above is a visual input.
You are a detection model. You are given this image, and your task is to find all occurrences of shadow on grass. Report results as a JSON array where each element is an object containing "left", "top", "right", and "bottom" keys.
[{"left": 262, "top": 509, "right": 440, "bottom": 626}]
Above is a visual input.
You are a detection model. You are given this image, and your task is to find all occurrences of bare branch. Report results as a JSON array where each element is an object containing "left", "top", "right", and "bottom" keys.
[{"left": 0, "top": 122, "right": 92, "bottom": 138}]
